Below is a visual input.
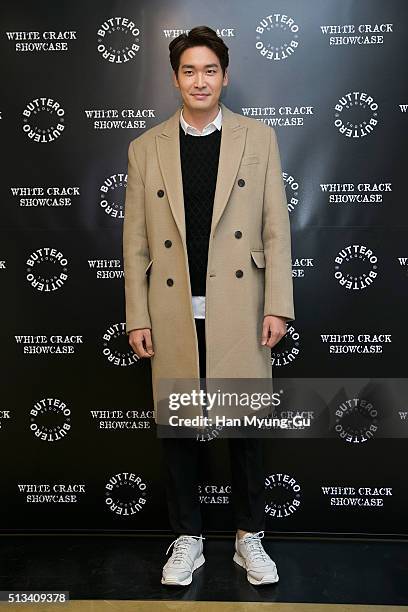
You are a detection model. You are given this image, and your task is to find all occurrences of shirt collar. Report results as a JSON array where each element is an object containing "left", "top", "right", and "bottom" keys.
[{"left": 180, "top": 105, "right": 222, "bottom": 135}]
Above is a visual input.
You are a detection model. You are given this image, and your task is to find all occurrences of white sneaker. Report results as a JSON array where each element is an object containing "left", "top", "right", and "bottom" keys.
[
  {"left": 161, "top": 534, "right": 205, "bottom": 586},
  {"left": 233, "top": 530, "right": 279, "bottom": 585}
]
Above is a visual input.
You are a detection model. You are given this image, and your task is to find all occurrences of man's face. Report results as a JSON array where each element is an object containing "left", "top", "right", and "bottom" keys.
[{"left": 173, "top": 45, "right": 228, "bottom": 113}]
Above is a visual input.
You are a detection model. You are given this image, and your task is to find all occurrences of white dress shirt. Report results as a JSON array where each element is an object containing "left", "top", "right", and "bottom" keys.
[{"left": 179, "top": 105, "right": 223, "bottom": 319}]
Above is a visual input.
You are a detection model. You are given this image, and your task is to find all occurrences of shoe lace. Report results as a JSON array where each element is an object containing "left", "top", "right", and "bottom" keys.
[
  {"left": 240, "top": 530, "right": 270, "bottom": 563},
  {"left": 166, "top": 534, "right": 205, "bottom": 565}
]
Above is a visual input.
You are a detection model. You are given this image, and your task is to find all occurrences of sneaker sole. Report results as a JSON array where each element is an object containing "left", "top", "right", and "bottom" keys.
[
  {"left": 161, "top": 553, "right": 205, "bottom": 586},
  {"left": 233, "top": 551, "right": 279, "bottom": 585}
]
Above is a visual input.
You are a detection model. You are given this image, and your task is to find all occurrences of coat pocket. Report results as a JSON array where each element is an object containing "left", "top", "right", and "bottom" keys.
[
  {"left": 241, "top": 154, "right": 260, "bottom": 165},
  {"left": 250, "top": 250, "right": 265, "bottom": 268}
]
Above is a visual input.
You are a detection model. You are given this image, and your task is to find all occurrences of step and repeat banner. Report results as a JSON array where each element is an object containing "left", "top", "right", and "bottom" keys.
[{"left": 1, "top": 0, "right": 407, "bottom": 536}]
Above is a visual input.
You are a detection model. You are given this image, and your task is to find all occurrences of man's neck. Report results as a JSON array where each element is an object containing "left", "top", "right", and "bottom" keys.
[{"left": 181, "top": 103, "right": 220, "bottom": 133}]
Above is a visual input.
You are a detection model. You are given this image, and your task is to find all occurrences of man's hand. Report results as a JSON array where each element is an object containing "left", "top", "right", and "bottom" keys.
[
  {"left": 129, "top": 328, "right": 155, "bottom": 358},
  {"left": 261, "top": 315, "right": 288, "bottom": 349}
]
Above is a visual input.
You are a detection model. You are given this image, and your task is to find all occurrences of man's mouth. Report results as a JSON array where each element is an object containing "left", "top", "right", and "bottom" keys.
[{"left": 192, "top": 93, "right": 209, "bottom": 99}]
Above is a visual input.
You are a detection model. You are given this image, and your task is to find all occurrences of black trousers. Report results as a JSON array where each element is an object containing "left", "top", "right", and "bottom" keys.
[{"left": 160, "top": 318, "right": 266, "bottom": 536}]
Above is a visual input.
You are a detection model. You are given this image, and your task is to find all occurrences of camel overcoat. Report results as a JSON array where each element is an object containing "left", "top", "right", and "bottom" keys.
[{"left": 122, "top": 102, "right": 295, "bottom": 423}]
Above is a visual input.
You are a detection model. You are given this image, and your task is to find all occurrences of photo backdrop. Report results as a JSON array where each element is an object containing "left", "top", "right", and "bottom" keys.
[{"left": 1, "top": 0, "right": 407, "bottom": 537}]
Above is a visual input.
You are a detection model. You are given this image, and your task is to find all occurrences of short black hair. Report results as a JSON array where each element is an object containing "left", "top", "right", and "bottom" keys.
[{"left": 169, "top": 25, "right": 229, "bottom": 75}]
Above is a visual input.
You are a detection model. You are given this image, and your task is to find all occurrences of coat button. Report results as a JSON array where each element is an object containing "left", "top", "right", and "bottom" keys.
[
  {"left": 235, "top": 269, "right": 244, "bottom": 278},
  {"left": 164, "top": 240, "right": 172, "bottom": 248},
  {"left": 234, "top": 230, "right": 242, "bottom": 239},
  {"left": 157, "top": 189, "right": 165, "bottom": 198},
  {"left": 238, "top": 178, "right": 245, "bottom": 187},
  {"left": 166, "top": 278, "right": 174, "bottom": 286}
]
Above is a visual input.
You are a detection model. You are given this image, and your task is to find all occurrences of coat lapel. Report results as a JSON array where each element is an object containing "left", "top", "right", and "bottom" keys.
[
  {"left": 155, "top": 101, "right": 247, "bottom": 245},
  {"left": 211, "top": 103, "right": 247, "bottom": 236},
  {"left": 155, "top": 107, "right": 186, "bottom": 243}
]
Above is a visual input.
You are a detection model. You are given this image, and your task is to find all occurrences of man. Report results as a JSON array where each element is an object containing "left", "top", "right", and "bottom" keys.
[{"left": 123, "top": 26, "right": 295, "bottom": 586}]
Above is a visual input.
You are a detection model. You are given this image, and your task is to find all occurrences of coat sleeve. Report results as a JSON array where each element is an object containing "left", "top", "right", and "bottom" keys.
[
  {"left": 262, "top": 127, "right": 295, "bottom": 322},
  {"left": 122, "top": 139, "right": 152, "bottom": 333}
]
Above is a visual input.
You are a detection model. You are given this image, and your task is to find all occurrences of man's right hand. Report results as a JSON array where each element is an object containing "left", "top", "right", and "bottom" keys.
[{"left": 129, "top": 329, "right": 154, "bottom": 358}]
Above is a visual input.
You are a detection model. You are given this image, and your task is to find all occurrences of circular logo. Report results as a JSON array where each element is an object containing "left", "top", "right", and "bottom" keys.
[
  {"left": 102, "top": 322, "right": 140, "bottom": 366},
  {"left": 283, "top": 173, "right": 300, "bottom": 214},
  {"left": 271, "top": 324, "right": 300, "bottom": 366},
  {"left": 26, "top": 247, "right": 68, "bottom": 292},
  {"left": 265, "top": 473, "right": 301, "bottom": 518},
  {"left": 22, "top": 97, "right": 65, "bottom": 143},
  {"left": 99, "top": 172, "right": 126, "bottom": 219},
  {"left": 30, "top": 398, "right": 71, "bottom": 442},
  {"left": 196, "top": 421, "right": 225, "bottom": 442},
  {"left": 256, "top": 13, "right": 299, "bottom": 61},
  {"left": 334, "top": 397, "right": 378, "bottom": 444},
  {"left": 334, "top": 244, "right": 378, "bottom": 290},
  {"left": 334, "top": 91, "right": 379, "bottom": 137},
  {"left": 97, "top": 17, "right": 141, "bottom": 63},
  {"left": 105, "top": 472, "right": 147, "bottom": 515}
]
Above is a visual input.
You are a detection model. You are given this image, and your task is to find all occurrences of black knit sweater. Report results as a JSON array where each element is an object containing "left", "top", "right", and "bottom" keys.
[{"left": 179, "top": 125, "right": 222, "bottom": 296}]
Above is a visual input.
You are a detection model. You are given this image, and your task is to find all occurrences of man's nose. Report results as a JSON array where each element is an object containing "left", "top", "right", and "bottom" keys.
[{"left": 194, "top": 73, "right": 206, "bottom": 88}]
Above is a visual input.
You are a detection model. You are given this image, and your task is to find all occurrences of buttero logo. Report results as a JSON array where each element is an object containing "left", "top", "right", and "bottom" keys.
[
  {"left": 334, "top": 91, "right": 379, "bottom": 137},
  {"left": 265, "top": 473, "right": 301, "bottom": 518},
  {"left": 99, "top": 172, "right": 126, "bottom": 219},
  {"left": 334, "top": 244, "right": 378, "bottom": 290},
  {"left": 105, "top": 472, "right": 147, "bottom": 515},
  {"left": 97, "top": 17, "right": 141, "bottom": 63},
  {"left": 256, "top": 13, "right": 300, "bottom": 60},
  {"left": 271, "top": 324, "right": 301, "bottom": 366},
  {"left": 334, "top": 397, "right": 378, "bottom": 444},
  {"left": 102, "top": 322, "right": 139, "bottom": 366},
  {"left": 26, "top": 247, "right": 68, "bottom": 292},
  {"left": 22, "top": 97, "right": 65, "bottom": 142},
  {"left": 30, "top": 398, "right": 71, "bottom": 442}
]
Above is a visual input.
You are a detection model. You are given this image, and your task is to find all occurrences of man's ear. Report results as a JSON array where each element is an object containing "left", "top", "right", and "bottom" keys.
[
  {"left": 172, "top": 70, "right": 180, "bottom": 89},
  {"left": 223, "top": 68, "right": 229, "bottom": 86}
]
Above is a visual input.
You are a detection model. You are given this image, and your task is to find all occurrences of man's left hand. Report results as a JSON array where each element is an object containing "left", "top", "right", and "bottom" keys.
[{"left": 261, "top": 315, "right": 288, "bottom": 349}]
